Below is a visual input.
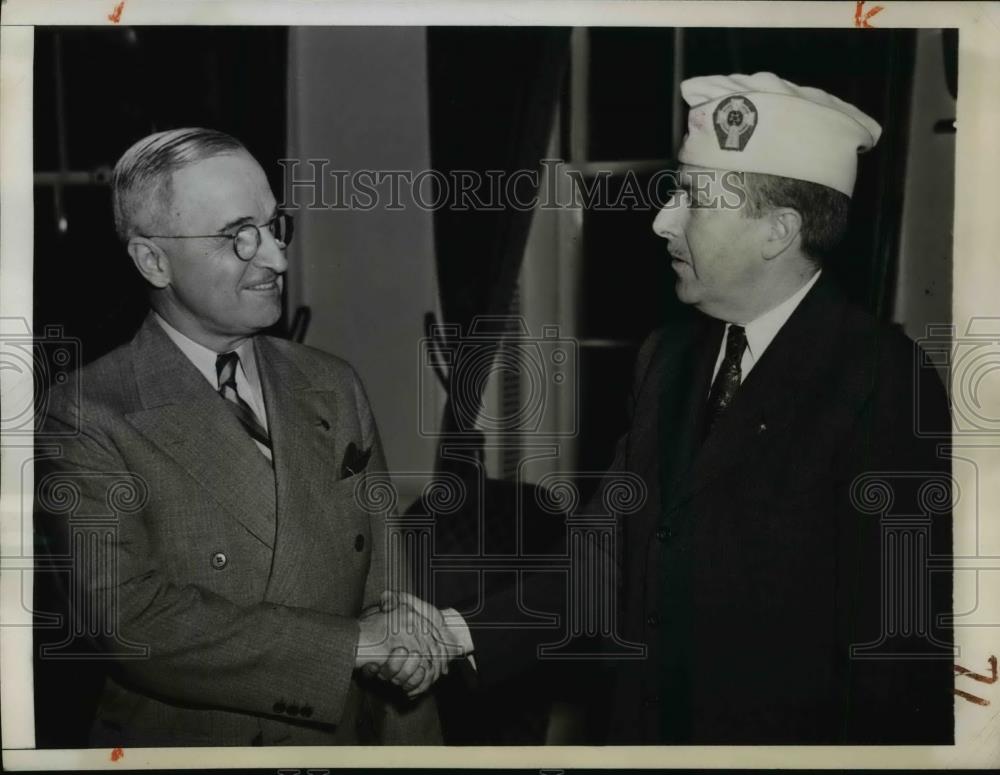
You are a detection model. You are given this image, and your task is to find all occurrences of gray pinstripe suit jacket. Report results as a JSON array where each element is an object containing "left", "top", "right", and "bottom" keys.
[{"left": 36, "top": 313, "right": 440, "bottom": 746}]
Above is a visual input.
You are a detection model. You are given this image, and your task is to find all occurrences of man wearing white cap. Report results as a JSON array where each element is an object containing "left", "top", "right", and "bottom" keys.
[
  {"left": 411, "top": 72, "right": 953, "bottom": 745},
  {"left": 602, "top": 71, "right": 953, "bottom": 743}
]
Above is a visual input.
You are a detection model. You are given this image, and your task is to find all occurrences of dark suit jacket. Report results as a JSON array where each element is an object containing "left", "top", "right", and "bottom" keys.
[
  {"left": 471, "top": 276, "right": 953, "bottom": 744},
  {"left": 34, "top": 314, "right": 440, "bottom": 746}
]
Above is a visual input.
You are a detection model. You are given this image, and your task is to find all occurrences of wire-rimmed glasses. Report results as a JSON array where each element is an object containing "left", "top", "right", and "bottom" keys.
[{"left": 140, "top": 211, "right": 294, "bottom": 262}]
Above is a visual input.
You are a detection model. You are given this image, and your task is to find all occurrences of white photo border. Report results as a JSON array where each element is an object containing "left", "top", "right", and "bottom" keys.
[{"left": 2, "top": 0, "right": 997, "bottom": 770}]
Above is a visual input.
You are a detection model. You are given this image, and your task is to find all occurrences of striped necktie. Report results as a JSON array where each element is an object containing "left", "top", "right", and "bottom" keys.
[
  {"left": 704, "top": 324, "right": 747, "bottom": 437},
  {"left": 215, "top": 351, "right": 272, "bottom": 459}
]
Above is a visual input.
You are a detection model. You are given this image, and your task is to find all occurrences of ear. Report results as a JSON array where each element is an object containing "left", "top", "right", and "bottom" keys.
[
  {"left": 127, "top": 237, "right": 171, "bottom": 289},
  {"left": 762, "top": 207, "right": 803, "bottom": 260}
]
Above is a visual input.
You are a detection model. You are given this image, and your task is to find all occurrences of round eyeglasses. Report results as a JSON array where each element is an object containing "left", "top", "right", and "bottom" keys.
[{"left": 140, "top": 211, "right": 295, "bottom": 262}]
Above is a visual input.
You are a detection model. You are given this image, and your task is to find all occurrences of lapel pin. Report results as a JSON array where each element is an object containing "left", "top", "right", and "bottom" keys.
[{"left": 758, "top": 421, "right": 767, "bottom": 433}]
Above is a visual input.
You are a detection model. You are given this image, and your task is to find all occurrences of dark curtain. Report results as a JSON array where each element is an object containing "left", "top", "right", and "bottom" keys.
[
  {"left": 428, "top": 27, "right": 572, "bottom": 448},
  {"left": 429, "top": 27, "right": 571, "bottom": 337},
  {"left": 416, "top": 27, "right": 571, "bottom": 744}
]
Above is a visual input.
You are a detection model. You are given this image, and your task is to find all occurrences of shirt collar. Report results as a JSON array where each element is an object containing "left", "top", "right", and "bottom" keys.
[
  {"left": 742, "top": 270, "right": 822, "bottom": 363},
  {"left": 152, "top": 312, "right": 258, "bottom": 389}
]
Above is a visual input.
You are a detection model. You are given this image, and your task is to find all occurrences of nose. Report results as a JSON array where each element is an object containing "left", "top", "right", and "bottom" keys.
[
  {"left": 652, "top": 193, "right": 687, "bottom": 240},
  {"left": 253, "top": 227, "right": 289, "bottom": 274}
]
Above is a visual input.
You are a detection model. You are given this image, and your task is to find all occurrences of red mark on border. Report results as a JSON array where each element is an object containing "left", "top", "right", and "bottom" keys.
[
  {"left": 854, "top": 0, "right": 884, "bottom": 28},
  {"left": 954, "top": 688, "right": 990, "bottom": 706},
  {"left": 953, "top": 655, "right": 997, "bottom": 706},
  {"left": 954, "top": 655, "right": 998, "bottom": 684},
  {"left": 110, "top": 747, "right": 124, "bottom": 762},
  {"left": 108, "top": 1, "right": 124, "bottom": 24}
]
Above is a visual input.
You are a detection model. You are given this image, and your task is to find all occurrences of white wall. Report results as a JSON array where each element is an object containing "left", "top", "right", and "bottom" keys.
[{"left": 286, "top": 27, "right": 442, "bottom": 503}]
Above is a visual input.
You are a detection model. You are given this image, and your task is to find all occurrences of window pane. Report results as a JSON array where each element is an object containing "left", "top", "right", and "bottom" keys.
[{"left": 586, "top": 27, "right": 675, "bottom": 161}]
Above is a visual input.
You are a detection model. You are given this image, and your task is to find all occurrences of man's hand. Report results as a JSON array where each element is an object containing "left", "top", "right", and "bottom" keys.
[
  {"left": 355, "top": 590, "right": 441, "bottom": 694},
  {"left": 356, "top": 590, "right": 463, "bottom": 698}
]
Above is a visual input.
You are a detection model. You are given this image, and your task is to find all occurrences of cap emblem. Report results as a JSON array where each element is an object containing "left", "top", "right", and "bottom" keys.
[{"left": 713, "top": 96, "right": 758, "bottom": 151}]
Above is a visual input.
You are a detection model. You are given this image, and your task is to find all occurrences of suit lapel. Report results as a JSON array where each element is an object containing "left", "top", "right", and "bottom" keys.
[
  {"left": 670, "top": 278, "right": 846, "bottom": 506},
  {"left": 657, "top": 315, "right": 724, "bottom": 512},
  {"left": 123, "top": 315, "right": 278, "bottom": 548},
  {"left": 255, "top": 337, "right": 340, "bottom": 605}
]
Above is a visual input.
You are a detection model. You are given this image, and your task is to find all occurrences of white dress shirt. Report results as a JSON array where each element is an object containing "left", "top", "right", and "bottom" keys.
[
  {"left": 711, "top": 270, "right": 822, "bottom": 385},
  {"left": 153, "top": 313, "right": 271, "bottom": 461}
]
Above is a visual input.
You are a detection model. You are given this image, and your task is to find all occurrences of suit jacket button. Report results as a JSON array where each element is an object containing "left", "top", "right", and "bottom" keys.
[
  {"left": 286, "top": 704, "right": 300, "bottom": 716},
  {"left": 643, "top": 694, "right": 659, "bottom": 708},
  {"left": 655, "top": 526, "right": 669, "bottom": 542},
  {"left": 646, "top": 613, "right": 659, "bottom": 628},
  {"left": 211, "top": 551, "right": 228, "bottom": 570},
  {"left": 354, "top": 534, "right": 365, "bottom": 551},
  {"left": 273, "top": 701, "right": 286, "bottom": 714},
  {"left": 300, "top": 705, "right": 313, "bottom": 718}
]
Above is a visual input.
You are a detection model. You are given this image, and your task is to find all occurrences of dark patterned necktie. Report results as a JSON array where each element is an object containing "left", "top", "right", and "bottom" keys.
[
  {"left": 215, "top": 352, "right": 272, "bottom": 458},
  {"left": 704, "top": 324, "right": 747, "bottom": 436}
]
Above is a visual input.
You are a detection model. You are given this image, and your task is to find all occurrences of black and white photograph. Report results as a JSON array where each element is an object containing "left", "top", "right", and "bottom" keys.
[{"left": 1, "top": 1, "right": 998, "bottom": 771}]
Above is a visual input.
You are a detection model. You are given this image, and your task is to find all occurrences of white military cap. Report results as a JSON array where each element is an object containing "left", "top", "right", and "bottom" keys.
[{"left": 677, "top": 72, "right": 882, "bottom": 197}]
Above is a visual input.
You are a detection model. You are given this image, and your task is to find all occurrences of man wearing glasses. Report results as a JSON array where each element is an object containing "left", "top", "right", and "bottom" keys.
[{"left": 35, "top": 128, "right": 442, "bottom": 746}]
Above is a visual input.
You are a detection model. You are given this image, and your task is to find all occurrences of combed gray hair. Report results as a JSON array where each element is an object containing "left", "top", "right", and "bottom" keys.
[
  {"left": 111, "top": 127, "right": 247, "bottom": 242},
  {"left": 741, "top": 172, "right": 851, "bottom": 263}
]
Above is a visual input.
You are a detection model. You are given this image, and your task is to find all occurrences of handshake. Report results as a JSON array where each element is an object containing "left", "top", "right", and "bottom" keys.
[{"left": 354, "top": 590, "right": 467, "bottom": 698}]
